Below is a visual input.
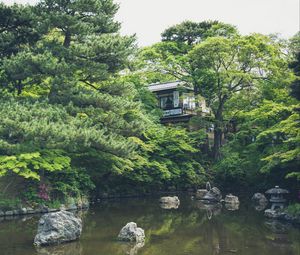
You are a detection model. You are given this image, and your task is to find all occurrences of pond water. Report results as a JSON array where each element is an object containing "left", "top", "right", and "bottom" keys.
[{"left": 0, "top": 196, "right": 299, "bottom": 255}]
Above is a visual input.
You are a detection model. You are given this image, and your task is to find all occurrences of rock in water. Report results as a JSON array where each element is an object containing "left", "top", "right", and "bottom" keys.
[
  {"left": 118, "top": 222, "right": 145, "bottom": 243},
  {"left": 264, "top": 209, "right": 285, "bottom": 219},
  {"left": 195, "top": 189, "right": 207, "bottom": 199},
  {"left": 159, "top": 196, "right": 180, "bottom": 205},
  {"left": 202, "top": 187, "right": 222, "bottom": 202},
  {"left": 252, "top": 193, "right": 268, "bottom": 204},
  {"left": 34, "top": 211, "right": 82, "bottom": 246},
  {"left": 225, "top": 194, "right": 239, "bottom": 204}
]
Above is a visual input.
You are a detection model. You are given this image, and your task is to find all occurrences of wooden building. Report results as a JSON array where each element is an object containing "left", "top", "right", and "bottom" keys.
[{"left": 148, "top": 81, "right": 210, "bottom": 123}]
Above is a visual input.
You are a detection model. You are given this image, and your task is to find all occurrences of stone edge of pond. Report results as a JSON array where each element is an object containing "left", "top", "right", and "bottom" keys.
[
  {"left": 264, "top": 209, "right": 300, "bottom": 226},
  {"left": 0, "top": 203, "right": 89, "bottom": 220}
]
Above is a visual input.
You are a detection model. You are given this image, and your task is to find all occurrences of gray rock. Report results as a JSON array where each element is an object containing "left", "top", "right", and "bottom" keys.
[
  {"left": 254, "top": 203, "right": 268, "bottom": 211},
  {"left": 225, "top": 202, "right": 239, "bottom": 211},
  {"left": 202, "top": 187, "right": 222, "bottom": 202},
  {"left": 34, "top": 210, "right": 82, "bottom": 246},
  {"left": 39, "top": 206, "right": 49, "bottom": 214},
  {"left": 252, "top": 193, "right": 268, "bottom": 204},
  {"left": 13, "top": 209, "right": 20, "bottom": 215},
  {"left": 283, "top": 214, "right": 300, "bottom": 224},
  {"left": 225, "top": 194, "right": 239, "bottom": 204},
  {"left": 48, "top": 208, "right": 59, "bottom": 212},
  {"left": 35, "top": 208, "right": 43, "bottom": 214},
  {"left": 67, "top": 204, "right": 77, "bottom": 211},
  {"left": 0, "top": 211, "right": 4, "bottom": 217},
  {"left": 118, "top": 222, "right": 145, "bottom": 243},
  {"left": 159, "top": 196, "right": 180, "bottom": 205},
  {"left": 5, "top": 211, "right": 14, "bottom": 216},
  {"left": 264, "top": 209, "right": 286, "bottom": 219},
  {"left": 27, "top": 208, "right": 36, "bottom": 214},
  {"left": 20, "top": 208, "right": 27, "bottom": 214},
  {"left": 195, "top": 189, "right": 207, "bottom": 199}
]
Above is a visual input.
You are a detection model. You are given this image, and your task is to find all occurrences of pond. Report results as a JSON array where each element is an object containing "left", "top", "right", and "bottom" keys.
[{"left": 0, "top": 196, "right": 299, "bottom": 255}]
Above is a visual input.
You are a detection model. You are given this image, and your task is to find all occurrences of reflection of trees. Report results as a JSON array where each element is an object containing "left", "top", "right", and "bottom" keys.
[
  {"left": 264, "top": 220, "right": 293, "bottom": 253},
  {"left": 1, "top": 198, "right": 300, "bottom": 255},
  {"left": 34, "top": 198, "right": 300, "bottom": 255}
]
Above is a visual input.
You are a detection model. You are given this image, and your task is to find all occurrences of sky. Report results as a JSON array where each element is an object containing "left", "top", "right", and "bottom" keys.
[{"left": 2, "top": 0, "right": 300, "bottom": 46}]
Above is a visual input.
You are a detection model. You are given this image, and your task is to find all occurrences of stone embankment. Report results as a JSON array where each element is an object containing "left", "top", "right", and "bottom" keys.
[{"left": 0, "top": 201, "right": 89, "bottom": 219}]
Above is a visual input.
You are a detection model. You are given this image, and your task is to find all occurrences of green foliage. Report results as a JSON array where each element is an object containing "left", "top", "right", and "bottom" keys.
[
  {"left": 0, "top": 1, "right": 298, "bottom": 200},
  {"left": 127, "top": 126, "right": 207, "bottom": 189},
  {"left": 0, "top": 150, "right": 70, "bottom": 180},
  {"left": 286, "top": 203, "right": 300, "bottom": 217},
  {"left": 49, "top": 167, "right": 95, "bottom": 199},
  {"left": 0, "top": 196, "right": 21, "bottom": 210},
  {"left": 162, "top": 20, "right": 238, "bottom": 45},
  {"left": 0, "top": 3, "right": 40, "bottom": 59},
  {"left": 141, "top": 30, "right": 292, "bottom": 159}
]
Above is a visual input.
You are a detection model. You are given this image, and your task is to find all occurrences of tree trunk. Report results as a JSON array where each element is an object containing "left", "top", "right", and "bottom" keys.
[
  {"left": 17, "top": 80, "right": 22, "bottom": 95},
  {"left": 63, "top": 30, "right": 71, "bottom": 48},
  {"left": 213, "top": 127, "right": 222, "bottom": 159},
  {"left": 212, "top": 96, "right": 226, "bottom": 159}
]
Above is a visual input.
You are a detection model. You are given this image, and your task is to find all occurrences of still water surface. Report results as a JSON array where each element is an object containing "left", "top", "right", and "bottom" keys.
[{"left": 0, "top": 196, "right": 299, "bottom": 255}]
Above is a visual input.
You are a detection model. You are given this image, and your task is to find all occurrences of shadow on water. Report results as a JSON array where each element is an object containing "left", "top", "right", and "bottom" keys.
[{"left": 0, "top": 196, "right": 299, "bottom": 255}]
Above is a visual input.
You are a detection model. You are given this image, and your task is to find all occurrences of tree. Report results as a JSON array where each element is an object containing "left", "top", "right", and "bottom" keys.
[
  {"left": 0, "top": 3, "right": 40, "bottom": 59},
  {"left": 0, "top": 0, "right": 135, "bottom": 95},
  {"left": 0, "top": 0, "right": 144, "bottom": 200},
  {"left": 141, "top": 33, "right": 290, "bottom": 158},
  {"left": 287, "top": 32, "right": 300, "bottom": 99},
  {"left": 188, "top": 34, "right": 290, "bottom": 158},
  {"left": 162, "top": 20, "right": 238, "bottom": 46}
]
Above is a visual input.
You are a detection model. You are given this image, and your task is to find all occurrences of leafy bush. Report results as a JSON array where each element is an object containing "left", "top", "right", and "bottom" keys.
[
  {"left": 0, "top": 196, "right": 21, "bottom": 210},
  {"left": 286, "top": 203, "right": 300, "bottom": 217}
]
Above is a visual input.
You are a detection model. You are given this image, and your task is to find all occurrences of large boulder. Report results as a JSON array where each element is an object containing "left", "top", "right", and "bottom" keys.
[
  {"left": 34, "top": 211, "right": 82, "bottom": 246},
  {"left": 225, "top": 202, "right": 239, "bottom": 211},
  {"left": 195, "top": 189, "right": 207, "bottom": 200},
  {"left": 225, "top": 194, "right": 239, "bottom": 204},
  {"left": 159, "top": 196, "right": 180, "bottom": 208},
  {"left": 263, "top": 209, "right": 300, "bottom": 224},
  {"left": 118, "top": 222, "right": 145, "bottom": 243},
  {"left": 252, "top": 193, "right": 268, "bottom": 204},
  {"left": 202, "top": 187, "right": 222, "bottom": 203}
]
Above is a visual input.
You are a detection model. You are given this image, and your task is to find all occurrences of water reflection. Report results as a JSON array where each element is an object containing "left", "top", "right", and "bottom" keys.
[
  {"left": 194, "top": 201, "right": 222, "bottom": 219},
  {"left": 119, "top": 241, "right": 145, "bottom": 255},
  {"left": 36, "top": 242, "right": 82, "bottom": 255},
  {"left": 159, "top": 203, "right": 179, "bottom": 210},
  {"left": 0, "top": 197, "right": 299, "bottom": 255},
  {"left": 254, "top": 202, "right": 268, "bottom": 211},
  {"left": 264, "top": 220, "right": 293, "bottom": 253}
]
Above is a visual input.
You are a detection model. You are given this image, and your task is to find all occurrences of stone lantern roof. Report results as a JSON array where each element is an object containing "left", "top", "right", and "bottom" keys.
[{"left": 265, "top": 186, "right": 289, "bottom": 195}]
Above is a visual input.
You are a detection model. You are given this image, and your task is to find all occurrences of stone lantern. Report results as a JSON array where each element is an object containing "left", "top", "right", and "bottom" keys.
[{"left": 265, "top": 186, "right": 289, "bottom": 210}]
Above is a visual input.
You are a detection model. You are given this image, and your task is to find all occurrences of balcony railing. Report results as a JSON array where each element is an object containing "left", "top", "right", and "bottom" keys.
[{"left": 162, "top": 107, "right": 197, "bottom": 117}]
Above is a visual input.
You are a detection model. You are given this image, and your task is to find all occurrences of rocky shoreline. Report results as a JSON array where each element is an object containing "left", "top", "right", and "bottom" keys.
[
  {"left": 264, "top": 209, "right": 300, "bottom": 225},
  {"left": 0, "top": 202, "right": 89, "bottom": 220}
]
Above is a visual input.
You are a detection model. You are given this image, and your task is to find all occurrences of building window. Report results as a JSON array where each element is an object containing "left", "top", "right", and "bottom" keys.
[
  {"left": 183, "top": 93, "right": 196, "bottom": 110},
  {"left": 160, "top": 95, "right": 174, "bottom": 109}
]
